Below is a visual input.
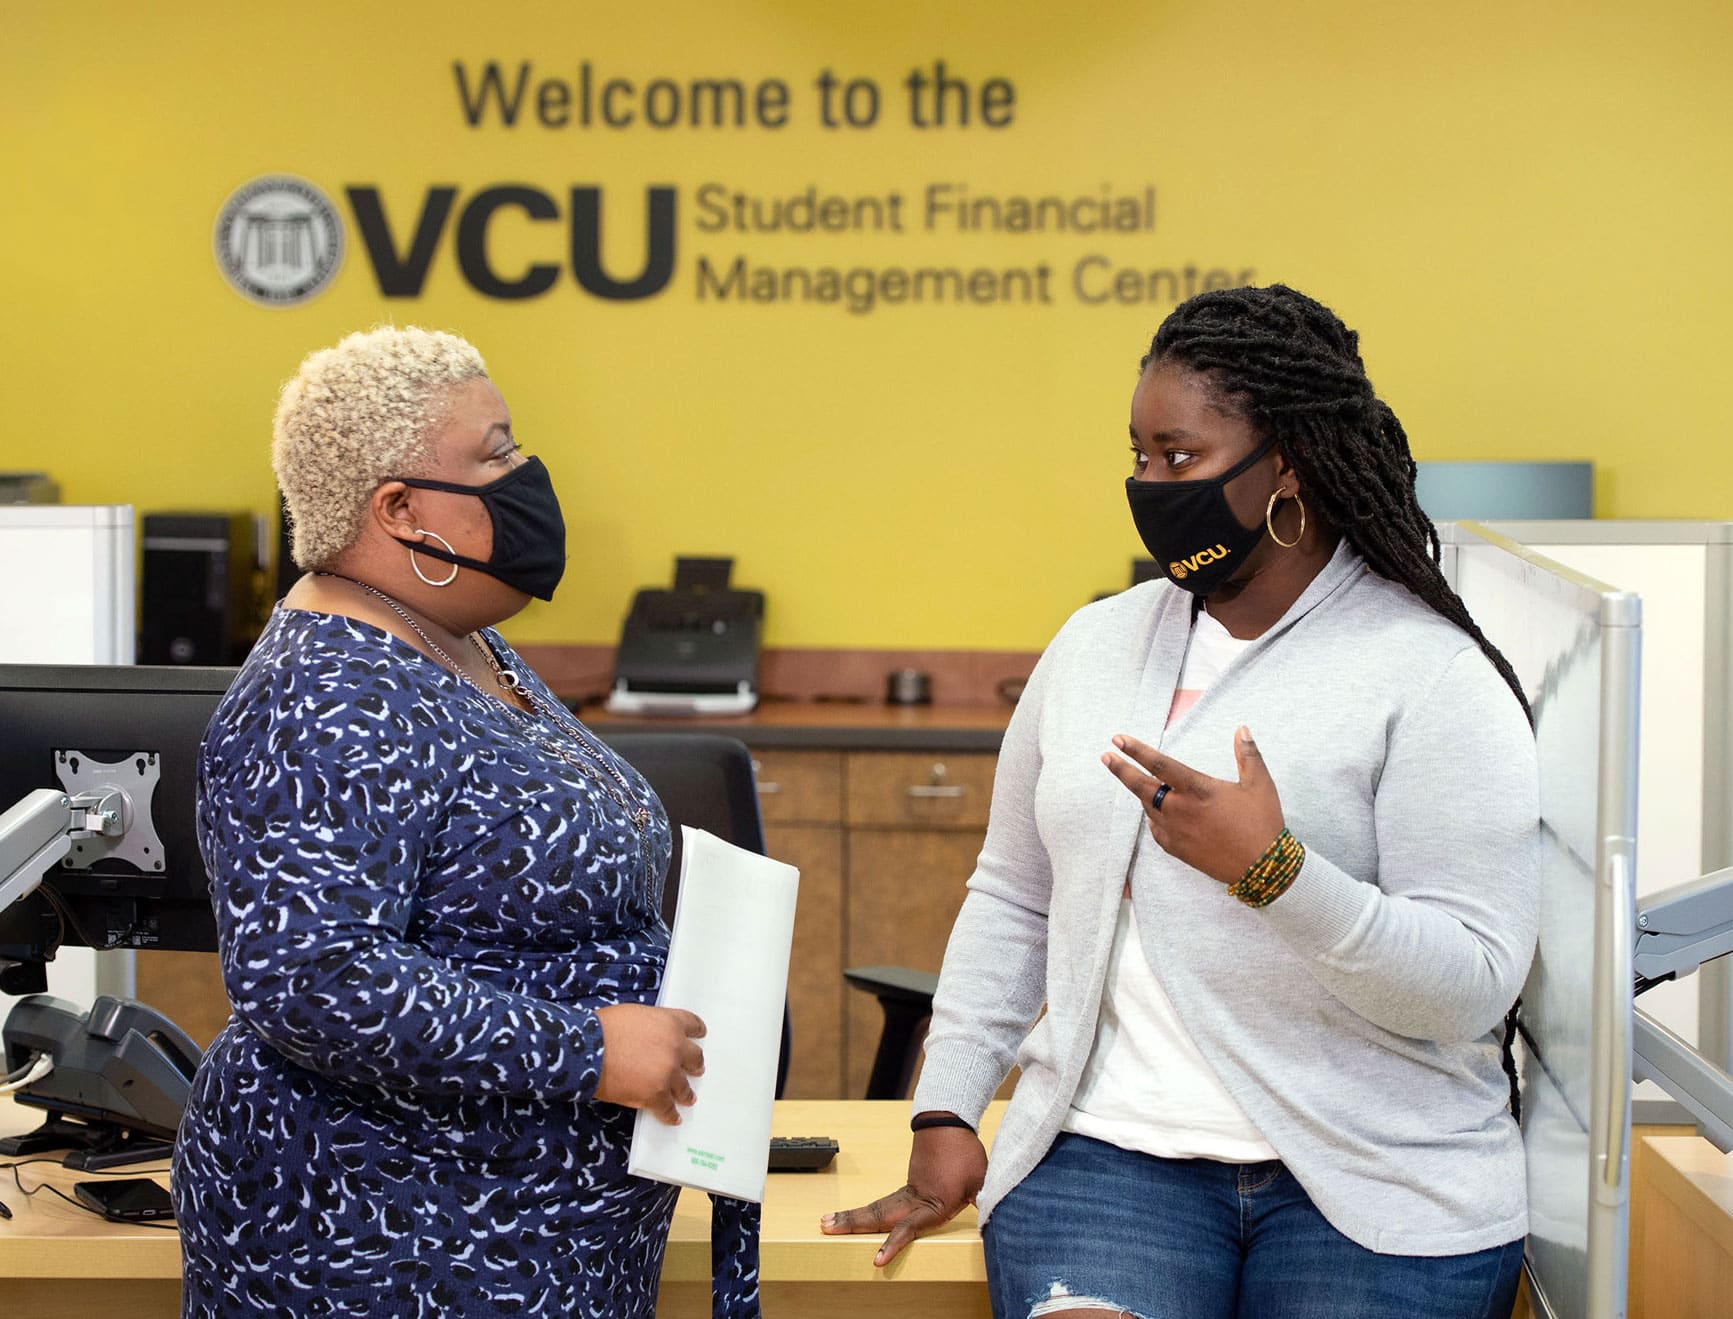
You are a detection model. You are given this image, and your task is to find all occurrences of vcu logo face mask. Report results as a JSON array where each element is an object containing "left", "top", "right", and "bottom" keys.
[
  {"left": 1124, "top": 435, "right": 1278, "bottom": 596},
  {"left": 1168, "top": 544, "right": 1231, "bottom": 580}
]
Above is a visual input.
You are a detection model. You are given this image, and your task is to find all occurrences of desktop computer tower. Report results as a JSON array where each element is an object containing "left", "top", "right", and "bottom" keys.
[{"left": 140, "top": 512, "right": 259, "bottom": 665}]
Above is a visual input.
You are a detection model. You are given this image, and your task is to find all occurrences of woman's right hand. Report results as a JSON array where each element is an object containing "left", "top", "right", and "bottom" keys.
[
  {"left": 594, "top": 1004, "right": 706, "bottom": 1124},
  {"left": 820, "top": 1117, "right": 987, "bottom": 1265}
]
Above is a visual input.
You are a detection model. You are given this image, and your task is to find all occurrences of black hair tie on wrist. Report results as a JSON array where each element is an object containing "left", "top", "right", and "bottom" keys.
[{"left": 910, "top": 1113, "right": 976, "bottom": 1133}]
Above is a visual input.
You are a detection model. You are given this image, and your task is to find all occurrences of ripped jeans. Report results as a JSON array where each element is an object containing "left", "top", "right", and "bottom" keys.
[{"left": 981, "top": 1133, "right": 1523, "bottom": 1319}]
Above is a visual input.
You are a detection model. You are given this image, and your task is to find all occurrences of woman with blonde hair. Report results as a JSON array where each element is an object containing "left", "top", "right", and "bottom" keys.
[{"left": 172, "top": 326, "right": 757, "bottom": 1317}]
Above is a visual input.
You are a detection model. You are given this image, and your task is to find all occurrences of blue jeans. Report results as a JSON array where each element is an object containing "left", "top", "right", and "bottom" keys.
[{"left": 981, "top": 1133, "right": 1523, "bottom": 1319}]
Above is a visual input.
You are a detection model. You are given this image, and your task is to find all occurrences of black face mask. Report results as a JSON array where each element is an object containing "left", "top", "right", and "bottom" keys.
[
  {"left": 1125, "top": 436, "right": 1278, "bottom": 596},
  {"left": 395, "top": 456, "right": 567, "bottom": 601}
]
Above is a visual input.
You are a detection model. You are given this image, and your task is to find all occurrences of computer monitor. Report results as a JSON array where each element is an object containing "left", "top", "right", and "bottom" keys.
[{"left": 0, "top": 663, "right": 235, "bottom": 997}]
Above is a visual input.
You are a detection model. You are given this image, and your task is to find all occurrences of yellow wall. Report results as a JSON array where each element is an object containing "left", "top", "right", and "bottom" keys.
[{"left": 3, "top": 2, "right": 1730, "bottom": 650}]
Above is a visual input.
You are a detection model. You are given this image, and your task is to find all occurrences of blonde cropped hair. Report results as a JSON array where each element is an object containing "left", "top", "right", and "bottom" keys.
[{"left": 272, "top": 326, "right": 488, "bottom": 568}]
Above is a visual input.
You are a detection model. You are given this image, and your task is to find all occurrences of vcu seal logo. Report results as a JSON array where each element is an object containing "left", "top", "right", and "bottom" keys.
[{"left": 214, "top": 176, "right": 344, "bottom": 306}]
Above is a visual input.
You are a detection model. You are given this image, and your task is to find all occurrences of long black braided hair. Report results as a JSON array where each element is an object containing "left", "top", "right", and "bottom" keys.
[{"left": 1144, "top": 283, "right": 1532, "bottom": 1119}]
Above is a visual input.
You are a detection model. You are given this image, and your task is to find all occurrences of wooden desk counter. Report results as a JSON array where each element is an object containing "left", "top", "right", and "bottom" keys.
[
  {"left": 1632, "top": 1134, "right": 1733, "bottom": 1318},
  {"left": 658, "top": 1100, "right": 998, "bottom": 1317},
  {"left": 21, "top": 1103, "right": 1717, "bottom": 1317},
  {"left": 0, "top": 1099, "right": 179, "bottom": 1319},
  {"left": 0, "top": 1099, "right": 998, "bottom": 1318}
]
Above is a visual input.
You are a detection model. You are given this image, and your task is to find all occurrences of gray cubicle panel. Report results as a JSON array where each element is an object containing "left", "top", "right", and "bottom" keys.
[
  {"left": 1480, "top": 521, "right": 1733, "bottom": 1086},
  {"left": 0, "top": 505, "right": 135, "bottom": 665},
  {"left": 1442, "top": 522, "right": 1639, "bottom": 1319}
]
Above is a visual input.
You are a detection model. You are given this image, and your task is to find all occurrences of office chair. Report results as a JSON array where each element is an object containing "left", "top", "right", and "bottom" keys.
[
  {"left": 593, "top": 732, "right": 792, "bottom": 1099},
  {"left": 843, "top": 965, "right": 938, "bottom": 1101}
]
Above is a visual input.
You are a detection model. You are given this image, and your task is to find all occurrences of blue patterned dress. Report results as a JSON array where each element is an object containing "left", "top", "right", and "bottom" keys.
[{"left": 172, "top": 607, "right": 758, "bottom": 1317}]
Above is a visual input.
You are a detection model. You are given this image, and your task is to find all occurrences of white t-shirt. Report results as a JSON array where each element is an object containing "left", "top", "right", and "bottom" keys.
[{"left": 1062, "top": 605, "right": 1278, "bottom": 1162}]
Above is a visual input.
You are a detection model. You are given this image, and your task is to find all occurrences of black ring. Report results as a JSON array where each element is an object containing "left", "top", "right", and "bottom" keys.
[{"left": 1151, "top": 783, "right": 1171, "bottom": 811}]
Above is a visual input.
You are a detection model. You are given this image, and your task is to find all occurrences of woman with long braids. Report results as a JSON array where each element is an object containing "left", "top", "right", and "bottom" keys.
[{"left": 826, "top": 285, "right": 1537, "bottom": 1318}]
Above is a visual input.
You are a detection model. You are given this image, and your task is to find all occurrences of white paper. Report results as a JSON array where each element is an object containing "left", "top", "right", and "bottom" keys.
[{"left": 627, "top": 826, "right": 799, "bottom": 1202}]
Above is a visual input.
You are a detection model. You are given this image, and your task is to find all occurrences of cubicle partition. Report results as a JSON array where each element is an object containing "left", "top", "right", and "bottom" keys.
[
  {"left": 0, "top": 504, "right": 134, "bottom": 665},
  {"left": 1482, "top": 521, "right": 1733, "bottom": 1089},
  {"left": 1443, "top": 521, "right": 1640, "bottom": 1319}
]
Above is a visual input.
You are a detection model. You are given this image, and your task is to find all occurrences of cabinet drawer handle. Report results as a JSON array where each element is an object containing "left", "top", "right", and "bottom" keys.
[
  {"left": 907, "top": 761, "right": 964, "bottom": 799},
  {"left": 750, "top": 759, "right": 782, "bottom": 795}
]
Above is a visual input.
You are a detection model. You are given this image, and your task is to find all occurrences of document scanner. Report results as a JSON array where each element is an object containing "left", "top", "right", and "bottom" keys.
[{"left": 606, "top": 557, "right": 764, "bottom": 717}]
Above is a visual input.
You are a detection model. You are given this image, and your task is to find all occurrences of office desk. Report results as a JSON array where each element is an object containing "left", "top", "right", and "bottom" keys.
[
  {"left": 0, "top": 1098, "right": 998, "bottom": 1318},
  {"left": 1631, "top": 1133, "right": 1733, "bottom": 1318},
  {"left": 659, "top": 1100, "right": 996, "bottom": 1317},
  {"left": 0, "top": 1093, "right": 179, "bottom": 1319}
]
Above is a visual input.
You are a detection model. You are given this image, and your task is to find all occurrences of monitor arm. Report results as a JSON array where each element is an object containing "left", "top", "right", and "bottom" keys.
[
  {"left": 1632, "top": 867, "right": 1733, "bottom": 1151},
  {"left": 0, "top": 787, "right": 125, "bottom": 918},
  {"left": 1634, "top": 866, "right": 1733, "bottom": 993}
]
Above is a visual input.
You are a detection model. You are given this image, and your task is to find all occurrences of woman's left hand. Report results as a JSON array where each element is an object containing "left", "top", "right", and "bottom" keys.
[{"left": 1102, "top": 726, "right": 1285, "bottom": 886}]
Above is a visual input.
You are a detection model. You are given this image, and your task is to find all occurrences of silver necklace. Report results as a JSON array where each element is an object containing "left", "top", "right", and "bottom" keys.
[
  {"left": 314, "top": 572, "right": 651, "bottom": 828},
  {"left": 461, "top": 628, "right": 654, "bottom": 826}
]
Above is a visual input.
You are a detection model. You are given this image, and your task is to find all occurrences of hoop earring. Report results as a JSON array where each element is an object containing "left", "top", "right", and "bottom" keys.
[
  {"left": 1266, "top": 491, "right": 1305, "bottom": 549},
  {"left": 409, "top": 529, "right": 459, "bottom": 587}
]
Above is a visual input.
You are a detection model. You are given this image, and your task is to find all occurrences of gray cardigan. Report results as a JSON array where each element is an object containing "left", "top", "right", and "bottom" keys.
[{"left": 913, "top": 542, "right": 1539, "bottom": 1255}]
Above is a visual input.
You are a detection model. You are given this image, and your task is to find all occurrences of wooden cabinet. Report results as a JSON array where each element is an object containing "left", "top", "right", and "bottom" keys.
[
  {"left": 754, "top": 749, "right": 998, "bottom": 1100},
  {"left": 839, "top": 753, "right": 996, "bottom": 1098},
  {"left": 753, "top": 747, "right": 843, "bottom": 825},
  {"left": 844, "top": 829, "right": 987, "bottom": 1097},
  {"left": 842, "top": 753, "right": 996, "bottom": 830},
  {"left": 754, "top": 750, "right": 846, "bottom": 1100}
]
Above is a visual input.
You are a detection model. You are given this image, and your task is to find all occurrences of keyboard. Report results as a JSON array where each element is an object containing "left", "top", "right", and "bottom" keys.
[{"left": 768, "top": 1135, "right": 839, "bottom": 1172}]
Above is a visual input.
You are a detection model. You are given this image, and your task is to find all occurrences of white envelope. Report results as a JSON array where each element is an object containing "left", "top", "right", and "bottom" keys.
[{"left": 627, "top": 826, "right": 799, "bottom": 1202}]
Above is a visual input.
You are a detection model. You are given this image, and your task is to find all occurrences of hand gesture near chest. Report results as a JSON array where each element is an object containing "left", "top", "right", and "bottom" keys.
[{"left": 1102, "top": 726, "right": 1285, "bottom": 886}]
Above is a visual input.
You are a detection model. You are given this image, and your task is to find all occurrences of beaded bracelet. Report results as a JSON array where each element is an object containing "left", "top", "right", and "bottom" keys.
[{"left": 1229, "top": 829, "right": 1305, "bottom": 908}]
